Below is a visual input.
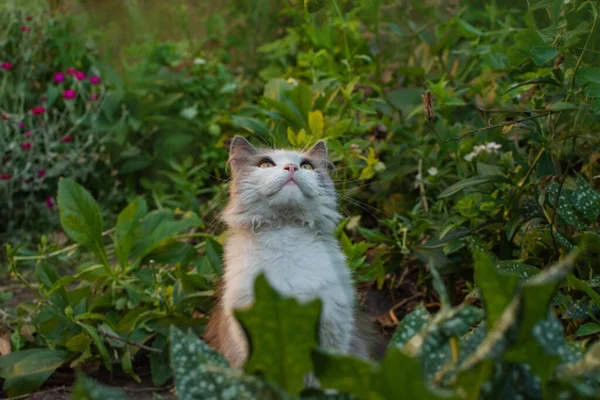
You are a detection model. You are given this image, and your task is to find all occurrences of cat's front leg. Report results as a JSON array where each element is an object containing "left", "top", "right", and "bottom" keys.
[{"left": 319, "top": 300, "right": 354, "bottom": 354}]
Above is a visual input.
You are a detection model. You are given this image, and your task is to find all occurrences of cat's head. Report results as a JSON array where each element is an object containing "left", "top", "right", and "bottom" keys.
[{"left": 222, "top": 136, "right": 340, "bottom": 232}]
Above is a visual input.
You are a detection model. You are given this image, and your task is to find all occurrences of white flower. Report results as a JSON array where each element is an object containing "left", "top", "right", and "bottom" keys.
[
  {"left": 287, "top": 78, "right": 299, "bottom": 87},
  {"left": 464, "top": 142, "right": 502, "bottom": 162},
  {"left": 428, "top": 167, "right": 438, "bottom": 176}
]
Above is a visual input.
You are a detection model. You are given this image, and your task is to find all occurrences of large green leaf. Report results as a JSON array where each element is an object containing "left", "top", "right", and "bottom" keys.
[
  {"left": 234, "top": 274, "right": 322, "bottom": 396},
  {"left": 1, "top": 349, "right": 71, "bottom": 397},
  {"left": 131, "top": 209, "right": 201, "bottom": 263},
  {"left": 313, "top": 347, "right": 460, "bottom": 400},
  {"left": 57, "top": 178, "right": 107, "bottom": 261},
  {"left": 169, "top": 326, "right": 290, "bottom": 400},
  {"left": 474, "top": 251, "right": 519, "bottom": 329}
]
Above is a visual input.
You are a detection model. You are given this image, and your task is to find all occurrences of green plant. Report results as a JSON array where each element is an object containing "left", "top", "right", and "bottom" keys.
[
  {"left": 2, "top": 179, "right": 214, "bottom": 397},
  {"left": 72, "top": 248, "right": 599, "bottom": 399},
  {"left": 0, "top": 1, "right": 125, "bottom": 242}
]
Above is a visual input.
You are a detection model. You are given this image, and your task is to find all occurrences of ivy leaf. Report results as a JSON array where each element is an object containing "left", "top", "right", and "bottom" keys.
[
  {"left": 169, "top": 326, "right": 290, "bottom": 400},
  {"left": 234, "top": 274, "right": 322, "bottom": 396},
  {"left": 313, "top": 347, "right": 460, "bottom": 399},
  {"left": 72, "top": 373, "right": 130, "bottom": 400},
  {"left": 474, "top": 251, "right": 519, "bottom": 329},
  {"left": 57, "top": 178, "right": 107, "bottom": 261}
]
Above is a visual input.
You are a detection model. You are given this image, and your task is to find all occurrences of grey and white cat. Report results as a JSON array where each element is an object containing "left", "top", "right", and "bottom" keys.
[{"left": 205, "top": 136, "right": 374, "bottom": 369}]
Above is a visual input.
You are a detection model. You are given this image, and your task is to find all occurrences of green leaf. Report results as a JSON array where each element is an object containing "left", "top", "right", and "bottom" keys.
[
  {"left": 496, "top": 261, "right": 540, "bottom": 282},
  {"left": 72, "top": 373, "right": 131, "bottom": 400},
  {"left": 2, "top": 349, "right": 71, "bottom": 397},
  {"left": 389, "top": 304, "right": 430, "bottom": 349},
  {"left": 454, "top": 360, "right": 494, "bottom": 400},
  {"left": 576, "top": 323, "right": 600, "bottom": 337},
  {"left": 305, "top": 0, "right": 325, "bottom": 13},
  {"left": 576, "top": 68, "right": 600, "bottom": 86},
  {"left": 115, "top": 197, "right": 147, "bottom": 268},
  {"left": 289, "top": 83, "right": 313, "bottom": 124},
  {"left": 314, "top": 347, "right": 460, "bottom": 400},
  {"left": 57, "top": 178, "right": 107, "bottom": 261},
  {"left": 131, "top": 209, "right": 201, "bottom": 262},
  {"left": 550, "top": 101, "right": 577, "bottom": 112},
  {"left": 234, "top": 274, "right": 322, "bottom": 396},
  {"left": 474, "top": 251, "right": 519, "bottom": 329},
  {"left": 79, "top": 323, "right": 113, "bottom": 374},
  {"left": 530, "top": 46, "right": 558, "bottom": 66},
  {"left": 169, "top": 326, "right": 290, "bottom": 400},
  {"left": 149, "top": 336, "right": 171, "bottom": 386},
  {"left": 438, "top": 175, "right": 511, "bottom": 199},
  {"left": 312, "top": 349, "right": 378, "bottom": 399},
  {"left": 232, "top": 116, "right": 271, "bottom": 139}
]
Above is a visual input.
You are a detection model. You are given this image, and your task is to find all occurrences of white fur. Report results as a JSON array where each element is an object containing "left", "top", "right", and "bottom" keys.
[
  {"left": 221, "top": 227, "right": 356, "bottom": 366},
  {"left": 218, "top": 147, "right": 358, "bottom": 367}
]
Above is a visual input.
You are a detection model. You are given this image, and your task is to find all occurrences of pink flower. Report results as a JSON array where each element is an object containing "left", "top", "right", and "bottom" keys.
[
  {"left": 75, "top": 71, "right": 86, "bottom": 81},
  {"left": 38, "top": 170, "right": 46, "bottom": 178},
  {"left": 20, "top": 26, "right": 30, "bottom": 32},
  {"left": 89, "top": 75, "right": 101, "bottom": 84},
  {"left": 0, "top": 173, "right": 11, "bottom": 180},
  {"left": 31, "top": 106, "right": 45, "bottom": 115},
  {"left": 24, "top": 131, "right": 31, "bottom": 138},
  {"left": 18, "top": 121, "right": 25, "bottom": 129},
  {"left": 1, "top": 62, "right": 12, "bottom": 70},
  {"left": 66, "top": 68, "right": 76, "bottom": 75},
  {"left": 63, "top": 89, "right": 77, "bottom": 99},
  {"left": 54, "top": 72, "right": 65, "bottom": 83},
  {"left": 45, "top": 196, "right": 55, "bottom": 209},
  {"left": 90, "top": 93, "right": 99, "bottom": 101},
  {"left": 61, "top": 136, "right": 74, "bottom": 143},
  {"left": 21, "top": 142, "right": 31, "bottom": 150}
]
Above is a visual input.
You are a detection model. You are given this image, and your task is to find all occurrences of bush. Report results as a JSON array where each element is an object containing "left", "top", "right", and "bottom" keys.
[{"left": 0, "top": 2, "right": 125, "bottom": 242}]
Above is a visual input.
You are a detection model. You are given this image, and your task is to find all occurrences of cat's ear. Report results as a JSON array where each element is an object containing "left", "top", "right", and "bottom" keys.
[
  {"left": 229, "top": 136, "right": 257, "bottom": 158},
  {"left": 306, "top": 140, "right": 328, "bottom": 159},
  {"left": 305, "top": 140, "right": 334, "bottom": 170},
  {"left": 228, "top": 136, "right": 257, "bottom": 174}
]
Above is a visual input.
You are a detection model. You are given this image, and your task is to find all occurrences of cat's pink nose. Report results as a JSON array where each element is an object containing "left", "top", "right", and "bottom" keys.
[{"left": 283, "top": 163, "right": 298, "bottom": 178}]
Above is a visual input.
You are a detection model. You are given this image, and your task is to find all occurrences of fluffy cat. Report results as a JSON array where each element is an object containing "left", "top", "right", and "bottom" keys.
[{"left": 205, "top": 136, "right": 374, "bottom": 369}]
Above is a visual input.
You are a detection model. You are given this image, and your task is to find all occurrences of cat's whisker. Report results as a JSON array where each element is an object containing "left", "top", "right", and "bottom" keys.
[
  {"left": 337, "top": 194, "right": 387, "bottom": 224},
  {"left": 338, "top": 194, "right": 387, "bottom": 216}
]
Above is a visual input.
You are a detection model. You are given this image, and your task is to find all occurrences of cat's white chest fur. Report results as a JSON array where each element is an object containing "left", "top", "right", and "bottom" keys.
[{"left": 221, "top": 226, "right": 356, "bottom": 366}]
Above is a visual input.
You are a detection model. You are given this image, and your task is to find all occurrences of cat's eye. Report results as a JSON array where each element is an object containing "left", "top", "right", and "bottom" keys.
[
  {"left": 300, "top": 162, "right": 314, "bottom": 170},
  {"left": 259, "top": 160, "right": 275, "bottom": 168}
]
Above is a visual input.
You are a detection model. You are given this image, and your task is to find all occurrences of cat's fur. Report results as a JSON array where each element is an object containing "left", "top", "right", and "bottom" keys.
[{"left": 205, "top": 136, "right": 376, "bottom": 368}]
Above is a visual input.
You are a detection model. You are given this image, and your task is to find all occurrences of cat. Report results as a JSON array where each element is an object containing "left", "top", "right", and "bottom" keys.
[{"left": 204, "top": 136, "right": 376, "bottom": 370}]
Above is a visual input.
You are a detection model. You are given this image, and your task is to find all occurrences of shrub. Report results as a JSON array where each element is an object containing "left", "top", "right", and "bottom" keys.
[{"left": 0, "top": 2, "right": 125, "bottom": 242}]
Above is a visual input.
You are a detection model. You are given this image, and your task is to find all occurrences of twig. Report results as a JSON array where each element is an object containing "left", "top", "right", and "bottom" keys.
[
  {"left": 388, "top": 292, "right": 424, "bottom": 324},
  {"left": 431, "top": 114, "right": 547, "bottom": 143},
  {"left": 98, "top": 329, "right": 163, "bottom": 353}
]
